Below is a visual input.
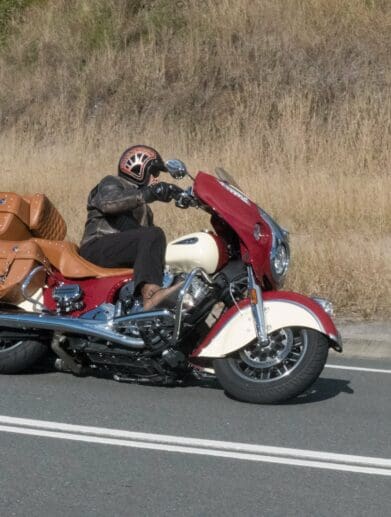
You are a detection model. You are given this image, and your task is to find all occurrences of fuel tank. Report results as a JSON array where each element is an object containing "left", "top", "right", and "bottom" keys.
[{"left": 165, "top": 232, "right": 227, "bottom": 274}]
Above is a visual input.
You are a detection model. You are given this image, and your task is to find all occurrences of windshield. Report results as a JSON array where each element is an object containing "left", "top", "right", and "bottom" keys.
[{"left": 215, "top": 167, "right": 243, "bottom": 191}]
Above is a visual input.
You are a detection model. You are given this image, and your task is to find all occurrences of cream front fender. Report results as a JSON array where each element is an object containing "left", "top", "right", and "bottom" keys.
[{"left": 193, "top": 295, "right": 341, "bottom": 359}]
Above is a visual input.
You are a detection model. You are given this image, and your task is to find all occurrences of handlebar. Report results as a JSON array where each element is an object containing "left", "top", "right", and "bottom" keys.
[{"left": 172, "top": 186, "right": 200, "bottom": 209}]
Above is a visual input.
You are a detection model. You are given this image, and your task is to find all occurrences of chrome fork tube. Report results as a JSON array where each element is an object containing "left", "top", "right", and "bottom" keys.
[{"left": 247, "top": 266, "right": 269, "bottom": 345}]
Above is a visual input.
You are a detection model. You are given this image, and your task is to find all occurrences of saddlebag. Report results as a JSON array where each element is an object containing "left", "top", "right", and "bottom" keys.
[
  {"left": 0, "top": 240, "right": 47, "bottom": 303},
  {"left": 0, "top": 193, "right": 31, "bottom": 240},
  {"left": 0, "top": 192, "right": 67, "bottom": 242}
]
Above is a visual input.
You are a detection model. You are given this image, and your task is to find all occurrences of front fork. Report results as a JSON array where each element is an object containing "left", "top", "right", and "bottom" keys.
[{"left": 247, "top": 266, "right": 269, "bottom": 345}]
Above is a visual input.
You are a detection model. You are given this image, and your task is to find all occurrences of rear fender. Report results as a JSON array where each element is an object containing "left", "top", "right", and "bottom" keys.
[{"left": 192, "top": 291, "right": 342, "bottom": 359}]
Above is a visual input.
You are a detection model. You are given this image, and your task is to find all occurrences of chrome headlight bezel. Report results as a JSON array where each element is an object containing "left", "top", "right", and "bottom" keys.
[
  {"left": 271, "top": 242, "right": 290, "bottom": 278},
  {"left": 258, "top": 208, "right": 291, "bottom": 286}
]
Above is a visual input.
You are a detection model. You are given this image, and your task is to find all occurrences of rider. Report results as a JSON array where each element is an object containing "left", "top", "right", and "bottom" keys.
[{"left": 79, "top": 145, "right": 183, "bottom": 311}]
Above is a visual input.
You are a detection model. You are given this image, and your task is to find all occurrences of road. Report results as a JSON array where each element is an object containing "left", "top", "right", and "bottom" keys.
[{"left": 0, "top": 353, "right": 390, "bottom": 517}]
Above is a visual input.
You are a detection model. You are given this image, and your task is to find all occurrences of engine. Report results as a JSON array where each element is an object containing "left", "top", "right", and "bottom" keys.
[{"left": 184, "top": 275, "right": 211, "bottom": 309}]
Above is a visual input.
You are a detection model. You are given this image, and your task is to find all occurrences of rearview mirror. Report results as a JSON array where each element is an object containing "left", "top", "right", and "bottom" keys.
[{"left": 165, "top": 159, "right": 188, "bottom": 179}]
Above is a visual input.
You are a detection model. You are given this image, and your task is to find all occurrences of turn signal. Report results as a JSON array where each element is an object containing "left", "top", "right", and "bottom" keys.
[{"left": 249, "top": 288, "right": 258, "bottom": 304}]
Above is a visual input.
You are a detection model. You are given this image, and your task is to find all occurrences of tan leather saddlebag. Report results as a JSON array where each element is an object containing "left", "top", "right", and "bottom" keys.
[
  {"left": 0, "top": 240, "right": 47, "bottom": 303},
  {"left": 0, "top": 193, "right": 31, "bottom": 240},
  {"left": 0, "top": 192, "right": 67, "bottom": 242}
]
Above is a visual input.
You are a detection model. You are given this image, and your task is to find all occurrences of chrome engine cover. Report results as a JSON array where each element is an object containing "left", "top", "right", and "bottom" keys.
[{"left": 53, "top": 284, "right": 84, "bottom": 313}]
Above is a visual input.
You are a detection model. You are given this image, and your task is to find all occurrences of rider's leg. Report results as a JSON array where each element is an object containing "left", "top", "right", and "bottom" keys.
[
  {"left": 79, "top": 227, "right": 181, "bottom": 308},
  {"left": 80, "top": 226, "right": 165, "bottom": 284}
]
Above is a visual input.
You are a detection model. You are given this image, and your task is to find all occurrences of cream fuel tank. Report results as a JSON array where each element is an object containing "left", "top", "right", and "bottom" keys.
[{"left": 165, "top": 232, "right": 227, "bottom": 274}]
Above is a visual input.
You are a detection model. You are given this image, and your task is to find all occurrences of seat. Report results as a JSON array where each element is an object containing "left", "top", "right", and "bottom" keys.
[
  {"left": 34, "top": 239, "right": 133, "bottom": 279},
  {"left": 26, "top": 193, "right": 67, "bottom": 240}
]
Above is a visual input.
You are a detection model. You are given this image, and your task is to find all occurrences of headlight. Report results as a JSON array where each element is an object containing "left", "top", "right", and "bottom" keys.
[
  {"left": 271, "top": 243, "right": 289, "bottom": 278},
  {"left": 258, "top": 207, "right": 291, "bottom": 285}
]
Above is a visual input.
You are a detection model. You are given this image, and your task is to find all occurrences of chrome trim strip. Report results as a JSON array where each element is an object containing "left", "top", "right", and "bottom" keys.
[{"left": 113, "top": 309, "right": 171, "bottom": 327}]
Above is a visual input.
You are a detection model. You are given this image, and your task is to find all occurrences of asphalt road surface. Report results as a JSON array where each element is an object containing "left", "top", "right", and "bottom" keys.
[{"left": 0, "top": 353, "right": 390, "bottom": 517}]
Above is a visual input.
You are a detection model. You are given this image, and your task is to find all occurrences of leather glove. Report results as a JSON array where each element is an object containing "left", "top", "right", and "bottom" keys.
[{"left": 142, "top": 182, "right": 183, "bottom": 203}]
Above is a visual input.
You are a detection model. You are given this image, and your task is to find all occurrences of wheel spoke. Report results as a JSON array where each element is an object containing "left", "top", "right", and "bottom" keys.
[
  {"left": 290, "top": 351, "right": 301, "bottom": 360},
  {"left": 244, "top": 367, "right": 255, "bottom": 377}
]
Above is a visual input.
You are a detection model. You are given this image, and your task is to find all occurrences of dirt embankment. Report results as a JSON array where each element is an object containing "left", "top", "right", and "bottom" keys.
[{"left": 0, "top": 0, "right": 390, "bottom": 317}]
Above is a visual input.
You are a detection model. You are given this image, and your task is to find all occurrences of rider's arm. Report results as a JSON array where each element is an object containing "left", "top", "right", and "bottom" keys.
[{"left": 93, "top": 176, "right": 145, "bottom": 215}]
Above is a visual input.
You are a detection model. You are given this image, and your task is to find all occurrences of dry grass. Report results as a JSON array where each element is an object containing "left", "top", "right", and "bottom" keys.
[{"left": 0, "top": 0, "right": 390, "bottom": 317}]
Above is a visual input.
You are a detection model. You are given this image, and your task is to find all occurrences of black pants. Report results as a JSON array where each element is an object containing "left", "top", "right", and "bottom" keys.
[{"left": 79, "top": 227, "right": 166, "bottom": 292}]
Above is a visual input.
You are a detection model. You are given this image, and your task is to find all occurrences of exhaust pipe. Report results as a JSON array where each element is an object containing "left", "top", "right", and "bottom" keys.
[{"left": 0, "top": 309, "right": 172, "bottom": 349}]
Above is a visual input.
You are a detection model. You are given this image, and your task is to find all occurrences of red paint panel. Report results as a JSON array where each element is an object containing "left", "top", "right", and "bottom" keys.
[{"left": 43, "top": 270, "right": 133, "bottom": 316}]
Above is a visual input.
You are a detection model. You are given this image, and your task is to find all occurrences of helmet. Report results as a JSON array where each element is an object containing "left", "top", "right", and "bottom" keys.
[{"left": 118, "top": 145, "right": 166, "bottom": 186}]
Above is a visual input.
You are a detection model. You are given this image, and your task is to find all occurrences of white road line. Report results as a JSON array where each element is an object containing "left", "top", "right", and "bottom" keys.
[
  {"left": 326, "top": 364, "right": 391, "bottom": 374},
  {"left": 0, "top": 416, "right": 390, "bottom": 476}
]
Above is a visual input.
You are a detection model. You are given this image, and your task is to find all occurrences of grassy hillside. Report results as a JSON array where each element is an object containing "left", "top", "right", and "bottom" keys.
[{"left": 0, "top": 0, "right": 390, "bottom": 317}]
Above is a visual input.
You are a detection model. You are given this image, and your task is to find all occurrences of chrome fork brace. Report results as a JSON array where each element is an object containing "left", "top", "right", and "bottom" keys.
[{"left": 247, "top": 266, "right": 269, "bottom": 345}]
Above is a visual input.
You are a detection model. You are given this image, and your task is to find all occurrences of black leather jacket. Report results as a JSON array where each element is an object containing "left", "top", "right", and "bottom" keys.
[{"left": 80, "top": 175, "right": 153, "bottom": 248}]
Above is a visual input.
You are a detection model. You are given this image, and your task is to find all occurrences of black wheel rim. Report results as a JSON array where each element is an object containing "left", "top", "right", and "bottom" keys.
[{"left": 228, "top": 328, "right": 309, "bottom": 383}]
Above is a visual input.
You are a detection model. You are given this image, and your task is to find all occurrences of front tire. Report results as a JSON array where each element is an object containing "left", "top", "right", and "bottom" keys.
[{"left": 213, "top": 328, "right": 329, "bottom": 404}]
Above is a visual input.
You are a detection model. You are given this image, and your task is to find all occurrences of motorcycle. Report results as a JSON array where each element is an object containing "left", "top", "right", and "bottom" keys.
[{"left": 0, "top": 161, "right": 342, "bottom": 403}]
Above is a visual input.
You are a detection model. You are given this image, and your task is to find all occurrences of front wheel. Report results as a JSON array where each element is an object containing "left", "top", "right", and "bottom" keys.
[{"left": 213, "top": 328, "right": 329, "bottom": 404}]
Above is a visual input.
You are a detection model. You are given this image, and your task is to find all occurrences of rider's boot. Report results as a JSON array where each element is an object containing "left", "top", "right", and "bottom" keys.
[{"left": 142, "top": 282, "right": 183, "bottom": 311}]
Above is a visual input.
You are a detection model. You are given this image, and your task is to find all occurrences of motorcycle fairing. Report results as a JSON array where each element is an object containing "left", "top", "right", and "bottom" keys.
[
  {"left": 192, "top": 291, "right": 342, "bottom": 358},
  {"left": 193, "top": 172, "right": 275, "bottom": 286}
]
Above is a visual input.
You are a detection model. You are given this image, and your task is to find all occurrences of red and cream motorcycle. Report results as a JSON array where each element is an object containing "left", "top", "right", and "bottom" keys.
[{"left": 0, "top": 161, "right": 342, "bottom": 403}]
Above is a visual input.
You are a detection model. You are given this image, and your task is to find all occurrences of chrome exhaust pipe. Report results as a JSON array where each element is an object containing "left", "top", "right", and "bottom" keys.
[{"left": 0, "top": 309, "right": 172, "bottom": 349}]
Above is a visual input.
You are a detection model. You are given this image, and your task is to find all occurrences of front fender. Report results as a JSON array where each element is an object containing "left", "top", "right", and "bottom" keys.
[{"left": 192, "top": 291, "right": 342, "bottom": 359}]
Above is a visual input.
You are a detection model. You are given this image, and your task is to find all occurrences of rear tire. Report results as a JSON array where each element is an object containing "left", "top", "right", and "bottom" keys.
[
  {"left": 0, "top": 339, "right": 47, "bottom": 374},
  {"left": 214, "top": 328, "right": 329, "bottom": 404}
]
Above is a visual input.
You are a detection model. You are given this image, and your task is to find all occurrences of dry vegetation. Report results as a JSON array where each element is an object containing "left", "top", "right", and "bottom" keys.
[{"left": 0, "top": 0, "right": 390, "bottom": 317}]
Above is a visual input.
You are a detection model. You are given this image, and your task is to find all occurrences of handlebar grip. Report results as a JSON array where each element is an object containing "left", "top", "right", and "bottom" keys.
[{"left": 175, "top": 193, "right": 198, "bottom": 209}]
